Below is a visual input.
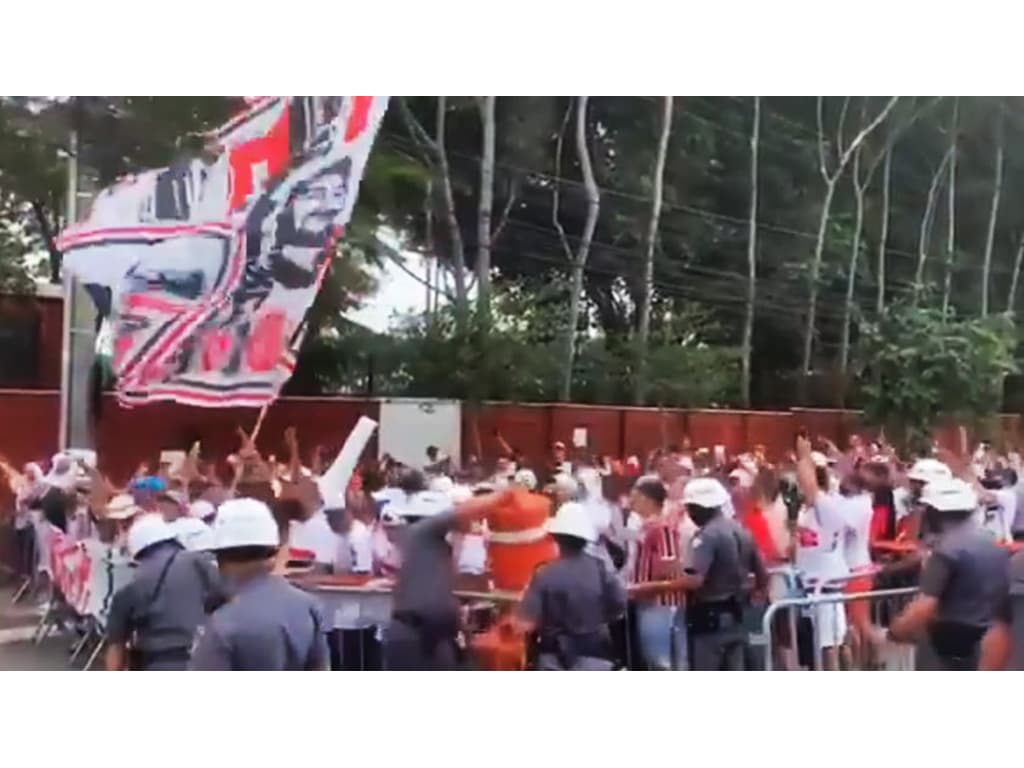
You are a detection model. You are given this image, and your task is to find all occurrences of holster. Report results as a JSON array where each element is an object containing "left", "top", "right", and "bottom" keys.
[
  {"left": 687, "top": 598, "right": 742, "bottom": 636},
  {"left": 928, "top": 620, "right": 984, "bottom": 661}
]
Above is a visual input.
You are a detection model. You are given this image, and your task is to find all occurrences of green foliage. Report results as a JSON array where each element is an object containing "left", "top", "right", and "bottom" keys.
[{"left": 859, "top": 302, "right": 1018, "bottom": 449}]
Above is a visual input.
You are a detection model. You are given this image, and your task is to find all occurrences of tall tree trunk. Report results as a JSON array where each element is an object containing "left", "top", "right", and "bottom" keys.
[
  {"left": 633, "top": 95, "right": 673, "bottom": 405},
  {"left": 981, "top": 111, "right": 1005, "bottom": 317},
  {"left": 1008, "top": 233, "right": 1024, "bottom": 313},
  {"left": 433, "top": 97, "right": 469, "bottom": 327},
  {"left": 801, "top": 179, "right": 837, "bottom": 381},
  {"left": 876, "top": 148, "right": 892, "bottom": 316},
  {"left": 801, "top": 96, "right": 899, "bottom": 391},
  {"left": 30, "top": 201, "right": 61, "bottom": 283},
  {"left": 839, "top": 180, "right": 865, "bottom": 382},
  {"left": 740, "top": 96, "right": 760, "bottom": 408},
  {"left": 941, "top": 98, "right": 958, "bottom": 319},
  {"left": 914, "top": 148, "right": 953, "bottom": 301},
  {"left": 476, "top": 96, "right": 496, "bottom": 320},
  {"left": 560, "top": 96, "right": 600, "bottom": 402}
]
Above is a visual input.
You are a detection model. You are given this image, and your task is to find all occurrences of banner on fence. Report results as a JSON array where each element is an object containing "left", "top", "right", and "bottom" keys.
[{"left": 58, "top": 97, "right": 389, "bottom": 408}]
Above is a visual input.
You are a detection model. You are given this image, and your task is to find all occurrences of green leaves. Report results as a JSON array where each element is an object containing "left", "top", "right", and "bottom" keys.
[{"left": 859, "top": 301, "right": 1018, "bottom": 449}]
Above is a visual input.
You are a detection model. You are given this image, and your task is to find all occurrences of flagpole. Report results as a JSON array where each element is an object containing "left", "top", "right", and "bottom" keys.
[{"left": 58, "top": 125, "right": 78, "bottom": 451}]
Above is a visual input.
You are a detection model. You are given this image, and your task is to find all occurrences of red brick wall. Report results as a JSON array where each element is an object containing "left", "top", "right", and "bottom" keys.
[{"left": 2, "top": 390, "right": 1021, "bottom": 481}]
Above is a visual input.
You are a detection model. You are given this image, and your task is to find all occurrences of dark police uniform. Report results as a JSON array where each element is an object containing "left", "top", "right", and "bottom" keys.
[
  {"left": 915, "top": 522, "right": 1009, "bottom": 671},
  {"left": 385, "top": 509, "right": 462, "bottom": 670},
  {"left": 686, "top": 513, "right": 767, "bottom": 671},
  {"left": 993, "top": 550, "right": 1024, "bottom": 669},
  {"left": 188, "top": 574, "right": 329, "bottom": 670},
  {"left": 520, "top": 552, "right": 627, "bottom": 670},
  {"left": 106, "top": 540, "right": 224, "bottom": 670}
]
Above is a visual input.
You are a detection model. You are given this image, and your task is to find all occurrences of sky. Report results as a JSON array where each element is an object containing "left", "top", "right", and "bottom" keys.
[{"left": 348, "top": 251, "right": 433, "bottom": 334}]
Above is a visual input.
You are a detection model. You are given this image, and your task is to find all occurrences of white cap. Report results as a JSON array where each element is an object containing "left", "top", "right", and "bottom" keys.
[
  {"left": 545, "top": 501, "right": 597, "bottom": 543},
  {"left": 450, "top": 484, "right": 473, "bottom": 504},
  {"left": 127, "top": 514, "right": 178, "bottom": 559},
  {"left": 106, "top": 494, "right": 141, "bottom": 521},
  {"left": 907, "top": 458, "right": 953, "bottom": 484},
  {"left": 920, "top": 477, "right": 977, "bottom": 512},
  {"left": 372, "top": 487, "right": 406, "bottom": 507},
  {"left": 429, "top": 476, "right": 455, "bottom": 495},
  {"left": 189, "top": 499, "right": 216, "bottom": 521},
  {"left": 211, "top": 498, "right": 279, "bottom": 550},
  {"left": 513, "top": 468, "right": 537, "bottom": 491},
  {"left": 173, "top": 517, "right": 215, "bottom": 551},
  {"left": 810, "top": 451, "right": 832, "bottom": 468},
  {"left": 682, "top": 477, "right": 730, "bottom": 508},
  {"left": 392, "top": 490, "right": 452, "bottom": 520},
  {"left": 728, "top": 467, "right": 754, "bottom": 489},
  {"left": 551, "top": 473, "right": 578, "bottom": 497}
]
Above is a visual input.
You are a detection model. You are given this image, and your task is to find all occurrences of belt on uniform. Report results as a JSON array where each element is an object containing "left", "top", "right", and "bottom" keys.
[{"left": 687, "top": 597, "right": 742, "bottom": 636}]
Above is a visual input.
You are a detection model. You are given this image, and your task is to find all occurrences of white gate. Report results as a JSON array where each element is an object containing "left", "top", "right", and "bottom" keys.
[{"left": 377, "top": 398, "right": 461, "bottom": 470}]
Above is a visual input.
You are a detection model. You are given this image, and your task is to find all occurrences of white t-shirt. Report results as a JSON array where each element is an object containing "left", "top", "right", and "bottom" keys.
[
  {"left": 455, "top": 529, "right": 488, "bottom": 575},
  {"left": 978, "top": 488, "right": 1015, "bottom": 543},
  {"left": 838, "top": 492, "right": 873, "bottom": 571},
  {"left": 334, "top": 518, "right": 373, "bottom": 573},
  {"left": 795, "top": 492, "right": 850, "bottom": 584},
  {"left": 289, "top": 511, "right": 340, "bottom": 566}
]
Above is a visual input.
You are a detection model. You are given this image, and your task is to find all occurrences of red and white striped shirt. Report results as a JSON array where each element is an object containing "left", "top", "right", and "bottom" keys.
[{"left": 631, "top": 516, "right": 683, "bottom": 607}]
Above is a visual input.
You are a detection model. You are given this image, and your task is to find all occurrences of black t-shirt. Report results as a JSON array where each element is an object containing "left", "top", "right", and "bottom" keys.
[{"left": 38, "top": 487, "right": 68, "bottom": 533}]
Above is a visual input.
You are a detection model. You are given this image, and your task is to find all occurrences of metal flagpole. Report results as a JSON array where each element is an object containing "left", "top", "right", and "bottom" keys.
[{"left": 58, "top": 126, "right": 78, "bottom": 451}]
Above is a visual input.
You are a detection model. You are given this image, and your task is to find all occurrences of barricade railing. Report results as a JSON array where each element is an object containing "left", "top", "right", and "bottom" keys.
[{"left": 760, "top": 585, "right": 919, "bottom": 671}]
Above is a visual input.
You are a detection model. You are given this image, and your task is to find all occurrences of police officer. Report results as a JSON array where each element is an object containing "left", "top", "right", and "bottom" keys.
[
  {"left": 885, "top": 478, "right": 1009, "bottom": 671},
  {"left": 189, "top": 498, "right": 330, "bottom": 671},
  {"left": 678, "top": 477, "right": 767, "bottom": 671},
  {"left": 384, "top": 470, "right": 512, "bottom": 670},
  {"left": 979, "top": 549, "right": 1024, "bottom": 670},
  {"left": 105, "top": 513, "right": 224, "bottom": 671},
  {"left": 514, "top": 502, "right": 627, "bottom": 670}
]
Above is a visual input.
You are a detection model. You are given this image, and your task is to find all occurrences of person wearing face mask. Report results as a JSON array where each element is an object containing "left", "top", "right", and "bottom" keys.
[
  {"left": 189, "top": 499, "right": 330, "bottom": 671},
  {"left": 105, "top": 513, "right": 225, "bottom": 671},
  {"left": 885, "top": 478, "right": 1009, "bottom": 671},
  {"left": 513, "top": 502, "right": 627, "bottom": 670},
  {"left": 678, "top": 477, "right": 767, "bottom": 671}
]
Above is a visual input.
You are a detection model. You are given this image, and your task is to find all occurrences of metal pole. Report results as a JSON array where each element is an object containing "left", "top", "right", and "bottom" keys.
[{"left": 58, "top": 127, "right": 78, "bottom": 451}]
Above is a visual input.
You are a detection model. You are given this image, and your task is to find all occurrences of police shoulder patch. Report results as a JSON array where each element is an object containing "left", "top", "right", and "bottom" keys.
[{"left": 692, "top": 536, "right": 703, "bottom": 549}]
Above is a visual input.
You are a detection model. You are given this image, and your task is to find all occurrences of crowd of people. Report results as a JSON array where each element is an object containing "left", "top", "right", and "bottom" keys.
[{"left": 1, "top": 424, "right": 1023, "bottom": 671}]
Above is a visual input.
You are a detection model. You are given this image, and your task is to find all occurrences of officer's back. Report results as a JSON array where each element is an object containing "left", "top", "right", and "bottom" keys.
[
  {"left": 106, "top": 514, "right": 223, "bottom": 671},
  {"left": 930, "top": 522, "right": 1008, "bottom": 628},
  {"left": 188, "top": 498, "right": 329, "bottom": 671},
  {"left": 189, "top": 573, "right": 327, "bottom": 670},
  {"left": 691, "top": 514, "right": 761, "bottom": 602}
]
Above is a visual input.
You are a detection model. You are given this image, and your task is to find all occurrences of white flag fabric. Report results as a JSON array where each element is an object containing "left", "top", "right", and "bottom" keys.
[{"left": 58, "top": 97, "right": 388, "bottom": 408}]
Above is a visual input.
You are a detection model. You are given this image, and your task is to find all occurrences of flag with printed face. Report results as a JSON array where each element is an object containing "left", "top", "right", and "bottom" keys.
[{"left": 58, "top": 97, "right": 389, "bottom": 408}]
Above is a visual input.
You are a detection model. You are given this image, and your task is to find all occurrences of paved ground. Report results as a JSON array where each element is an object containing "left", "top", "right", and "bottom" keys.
[{"left": 0, "top": 583, "right": 88, "bottom": 671}]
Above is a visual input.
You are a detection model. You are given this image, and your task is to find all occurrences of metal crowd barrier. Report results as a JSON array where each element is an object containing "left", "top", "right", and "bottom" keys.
[{"left": 760, "top": 585, "right": 919, "bottom": 671}]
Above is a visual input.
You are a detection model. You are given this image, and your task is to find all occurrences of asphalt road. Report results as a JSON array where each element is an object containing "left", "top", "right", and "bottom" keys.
[{"left": 0, "top": 584, "right": 88, "bottom": 671}]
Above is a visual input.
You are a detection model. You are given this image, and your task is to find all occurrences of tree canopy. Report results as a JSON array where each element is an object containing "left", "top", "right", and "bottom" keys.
[{"left": 3, "top": 96, "right": 1024, "bottom": 428}]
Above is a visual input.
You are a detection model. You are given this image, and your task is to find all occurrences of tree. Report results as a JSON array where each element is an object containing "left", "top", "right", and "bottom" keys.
[
  {"left": 634, "top": 95, "right": 673, "bottom": 405},
  {"left": 859, "top": 301, "right": 1018, "bottom": 452},
  {"left": 801, "top": 96, "right": 899, "bottom": 393},
  {"left": 559, "top": 96, "right": 601, "bottom": 402},
  {"left": 740, "top": 96, "right": 760, "bottom": 407}
]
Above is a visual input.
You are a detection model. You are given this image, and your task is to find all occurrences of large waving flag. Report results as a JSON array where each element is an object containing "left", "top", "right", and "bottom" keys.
[{"left": 58, "top": 96, "right": 388, "bottom": 408}]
